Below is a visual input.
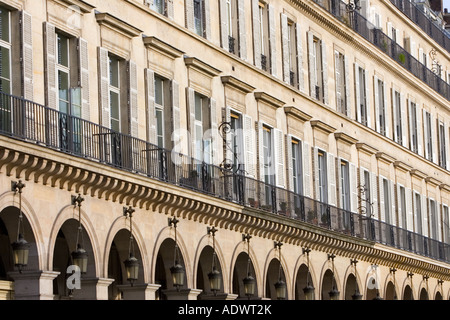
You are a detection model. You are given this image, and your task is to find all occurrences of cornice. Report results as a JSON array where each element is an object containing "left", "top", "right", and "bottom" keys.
[
  {"left": 356, "top": 142, "right": 378, "bottom": 155},
  {"left": 95, "top": 11, "right": 143, "bottom": 38},
  {"left": 284, "top": 106, "right": 313, "bottom": 122},
  {"left": 376, "top": 152, "right": 396, "bottom": 164},
  {"left": 143, "top": 36, "right": 185, "bottom": 59},
  {"left": 425, "top": 176, "right": 442, "bottom": 187},
  {"left": 310, "top": 119, "right": 336, "bottom": 134},
  {"left": 394, "top": 161, "right": 413, "bottom": 173},
  {"left": 54, "top": 0, "right": 96, "bottom": 13},
  {"left": 184, "top": 56, "right": 222, "bottom": 78},
  {"left": 334, "top": 132, "right": 358, "bottom": 145},
  {"left": 221, "top": 76, "right": 256, "bottom": 94},
  {"left": 410, "top": 169, "right": 428, "bottom": 180},
  {"left": 254, "top": 92, "right": 286, "bottom": 108}
]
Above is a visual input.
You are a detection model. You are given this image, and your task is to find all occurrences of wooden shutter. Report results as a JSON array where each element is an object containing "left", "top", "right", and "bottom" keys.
[
  {"left": 128, "top": 61, "right": 138, "bottom": 138},
  {"left": 344, "top": 55, "right": 351, "bottom": 118},
  {"left": 383, "top": 81, "right": 389, "bottom": 138},
  {"left": 303, "top": 142, "right": 311, "bottom": 198},
  {"left": 21, "top": 11, "right": 33, "bottom": 101},
  {"left": 268, "top": 3, "right": 276, "bottom": 77},
  {"left": 406, "top": 188, "right": 413, "bottom": 231},
  {"left": 223, "top": 106, "right": 233, "bottom": 165},
  {"left": 204, "top": 0, "right": 211, "bottom": 40},
  {"left": 167, "top": 0, "right": 174, "bottom": 20},
  {"left": 370, "top": 172, "right": 378, "bottom": 218},
  {"left": 335, "top": 51, "right": 342, "bottom": 113},
  {"left": 423, "top": 110, "right": 429, "bottom": 160},
  {"left": 210, "top": 97, "right": 218, "bottom": 165},
  {"left": 365, "top": 67, "right": 371, "bottom": 128},
  {"left": 98, "top": 47, "right": 110, "bottom": 128},
  {"left": 422, "top": 195, "right": 428, "bottom": 237},
  {"left": 243, "top": 114, "right": 255, "bottom": 178},
  {"left": 417, "top": 104, "right": 423, "bottom": 156},
  {"left": 295, "top": 22, "right": 304, "bottom": 92},
  {"left": 185, "top": 0, "right": 195, "bottom": 32},
  {"left": 145, "top": 69, "right": 157, "bottom": 145},
  {"left": 281, "top": 13, "right": 290, "bottom": 84},
  {"left": 79, "top": 38, "right": 90, "bottom": 121},
  {"left": 397, "top": 184, "right": 403, "bottom": 228},
  {"left": 257, "top": 121, "right": 265, "bottom": 181},
  {"left": 379, "top": 176, "right": 385, "bottom": 222},
  {"left": 350, "top": 163, "right": 357, "bottom": 213},
  {"left": 186, "top": 87, "right": 196, "bottom": 158},
  {"left": 327, "top": 153, "right": 336, "bottom": 206},
  {"left": 286, "top": 134, "right": 294, "bottom": 192},
  {"left": 400, "top": 93, "right": 407, "bottom": 147},
  {"left": 446, "top": 121, "right": 450, "bottom": 169},
  {"left": 355, "top": 63, "right": 361, "bottom": 123},
  {"left": 321, "top": 40, "right": 328, "bottom": 105},
  {"left": 237, "top": 0, "right": 247, "bottom": 60},
  {"left": 374, "top": 75, "right": 380, "bottom": 133},
  {"left": 313, "top": 147, "right": 320, "bottom": 201},
  {"left": 252, "top": 0, "right": 261, "bottom": 69},
  {"left": 274, "top": 128, "right": 284, "bottom": 187},
  {"left": 44, "top": 22, "right": 57, "bottom": 110},
  {"left": 392, "top": 88, "right": 398, "bottom": 143},
  {"left": 307, "top": 32, "right": 315, "bottom": 98},
  {"left": 390, "top": 180, "right": 396, "bottom": 225},
  {"left": 171, "top": 80, "right": 180, "bottom": 149},
  {"left": 220, "top": 0, "right": 229, "bottom": 50},
  {"left": 431, "top": 113, "right": 437, "bottom": 164}
]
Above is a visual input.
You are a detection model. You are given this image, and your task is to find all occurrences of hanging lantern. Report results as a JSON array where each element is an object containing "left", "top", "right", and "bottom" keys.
[
  {"left": 243, "top": 273, "right": 256, "bottom": 298},
  {"left": 329, "top": 286, "right": 340, "bottom": 300},
  {"left": 124, "top": 253, "right": 139, "bottom": 286},
  {"left": 71, "top": 243, "right": 88, "bottom": 274},
  {"left": 12, "top": 233, "right": 30, "bottom": 273},
  {"left": 208, "top": 266, "right": 221, "bottom": 295},
  {"left": 303, "top": 282, "right": 315, "bottom": 300},
  {"left": 275, "top": 278, "right": 287, "bottom": 300},
  {"left": 170, "top": 260, "right": 185, "bottom": 290}
]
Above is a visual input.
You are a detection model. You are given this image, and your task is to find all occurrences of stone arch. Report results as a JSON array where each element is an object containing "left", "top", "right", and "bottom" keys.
[
  {"left": 193, "top": 230, "right": 228, "bottom": 296},
  {"left": 401, "top": 275, "right": 415, "bottom": 300},
  {"left": 263, "top": 245, "right": 289, "bottom": 300},
  {"left": 229, "top": 237, "right": 261, "bottom": 299},
  {"left": 48, "top": 204, "right": 101, "bottom": 277},
  {"left": 383, "top": 272, "right": 399, "bottom": 300},
  {"left": 319, "top": 258, "right": 341, "bottom": 300},
  {"left": 293, "top": 252, "right": 318, "bottom": 300},
  {"left": 0, "top": 190, "right": 44, "bottom": 271},
  {"left": 103, "top": 213, "right": 150, "bottom": 283},
  {"left": 343, "top": 263, "right": 364, "bottom": 300}
]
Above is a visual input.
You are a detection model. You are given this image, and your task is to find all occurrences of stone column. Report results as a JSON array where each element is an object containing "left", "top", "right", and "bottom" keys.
[
  {"left": 117, "top": 283, "right": 161, "bottom": 300},
  {"left": 162, "top": 288, "right": 203, "bottom": 300},
  {"left": 71, "top": 278, "right": 115, "bottom": 300},
  {"left": 8, "top": 271, "right": 60, "bottom": 300}
]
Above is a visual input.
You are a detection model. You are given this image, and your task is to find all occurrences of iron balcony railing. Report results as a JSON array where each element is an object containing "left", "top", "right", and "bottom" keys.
[
  {"left": 0, "top": 91, "right": 448, "bottom": 263},
  {"left": 389, "top": 0, "right": 450, "bottom": 53},
  {"left": 311, "top": 0, "right": 450, "bottom": 101}
]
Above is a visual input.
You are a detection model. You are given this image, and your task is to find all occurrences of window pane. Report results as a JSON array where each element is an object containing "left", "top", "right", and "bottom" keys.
[
  {"left": 110, "top": 91, "right": 120, "bottom": 131},
  {"left": 0, "top": 46, "right": 10, "bottom": 94},
  {"left": 155, "top": 77, "right": 164, "bottom": 106},
  {"left": 195, "top": 94, "right": 202, "bottom": 121},
  {"left": 58, "top": 70, "right": 69, "bottom": 113},
  {"left": 109, "top": 56, "right": 120, "bottom": 88},
  {"left": 156, "top": 108, "right": 164, "bottom": 148},
  {"left": 57, "top": 34, "right": 69, "bottom": 67},
  {"left": 0, "top": 8, "right": 10, "bottom": 43},
  {"left": 194, "top": 0, "right": 203, "bottom": 36}
]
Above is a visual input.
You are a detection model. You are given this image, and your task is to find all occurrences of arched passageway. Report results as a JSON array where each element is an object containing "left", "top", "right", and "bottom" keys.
[{"left": 232, "top": 252, "right": 258, "bottom": 300}]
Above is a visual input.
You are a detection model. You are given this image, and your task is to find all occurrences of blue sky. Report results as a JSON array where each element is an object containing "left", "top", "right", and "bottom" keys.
[{"left": 444, "top": 0, "right": 450, "bottom": 11}]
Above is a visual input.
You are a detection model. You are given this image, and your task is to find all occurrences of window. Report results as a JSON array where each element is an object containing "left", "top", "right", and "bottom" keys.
[
  {"left": 393, "top": 90, "right": 402, "bottom": 145},
  {"left": 414, "top": 193, "right": 423, "bottom": 235},
  {"left": 109, "top": 54, "right": 121, "bottom": 132},
  {"left": 335, "top": 51, "right": 347, "bottom": 115},
  {"left": 356, "top": 65, "right": 368, "bottom": 126},
  {"left": 262, "top": 125, "right": 274, "bottom": 186},
  {"left": 154, "top": 75, "right": 166, "bottom": 149},
  {"left": 317, "top": 151, "right": 327, "bottom": 204},
  {"left": 192, "top": 92, "right": 213, "bottom": 164},
  {"left": 291, "top": 139, "right": 303, "bottom": 195},
  {"left": 409, "top": 101, "right": 418, "bottom": 153},
  {"left": 340, "top": 160, "right": 350, "bottom": 211},
  {"left": 258, "top": 2, "right": 269, "bottom": 71},
  {"left": 230, "top": 111, "right": 244, "bottom": 172},
  {"left": 424, "top": 111, "right": 433, "bottom": 162},
  {"left": 383, "top": 178, "right": 390, "bottom": 224},
  {"left": 150, "top": 0, "right": 165, "bottom": 15},
  {"left": 377, "top": 78, "right": 387, "bottom": 136},
  {"left": 399, "top": 186, "right": 407, "bottom": 229},
  {"left": 363, "top": 170, "right": 371, "bottom": 216},
  {"left": 194, "top": 0, "right": 205, "bottom": 37},
  {"left": 226, "top": 0, "right": 237, "bottom": 54},
  {"left": 443, "top": 205, "right": 449, "bottom": 245},
  {"left": 285, "top": 20, "right": 298, "bottom": 86},
  {"left": 0, "top": 7, "right": 11, "bottom": 95},
  {"left": 438, "top": 121, "right": 447, "bottom": 169},
  {"left": 309, "top": 35, "right": 325, "bottom": 102},
  {"left": 429, "top": 199, "right": 439, "bottom": 241},
  {"left": 0, "top": 7, "right": 11, "bottom": 133}
]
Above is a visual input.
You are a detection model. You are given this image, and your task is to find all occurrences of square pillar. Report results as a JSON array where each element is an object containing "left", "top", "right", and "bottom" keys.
[
  {"left": 71, "top": 278, "right": 114, "bottom": 300},
  {"left": 8, "top": 271, "right": 60, "bottom": 300},
  {"left": 117, "top": 283, "right": 161, "bottom": 300},
  {"left": 162, "top": 288, "right": 203, "bottom": 300}
]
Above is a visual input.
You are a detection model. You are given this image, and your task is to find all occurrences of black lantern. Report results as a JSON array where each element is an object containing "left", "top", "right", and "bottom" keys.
[
  {"left": 169, "top": 217, "right": 185, "bottom": 291},
  {"left": 71, "top": 243, "right": 88, "bottom": 274},
  {"left": 274, "top": 241, "right": 286, "bottom": 300},
  {"left": 351, "top": 259, "right": 362, "bottom": 300},
  {"left": 11, "top": 181, "right": 29, "bottom": 273},
  {"left": 302, "top": 248, "right": 315, "bottom": 300},
  {"left": 71, "top": 194, "right": 88, "bottom": 274},
  {"left": 207, "top": 227, "right": 221, "bottom": 295},
  {"left": 328, "top": 254, "right": 340, "bottom": 300},
  {"left": 124, "top": 206, "right": 139, "bottom": 286},
  {"left": 242, "top": 234, "right": 255, "bottom": 299}
]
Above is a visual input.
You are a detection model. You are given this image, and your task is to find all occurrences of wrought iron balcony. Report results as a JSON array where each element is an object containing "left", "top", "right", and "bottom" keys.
[
  {"left": 311, "top": 0, "right": 450, "bottom": 101},
  {"left": 0, "top": 91, "right": 448, "bottom": 263}
]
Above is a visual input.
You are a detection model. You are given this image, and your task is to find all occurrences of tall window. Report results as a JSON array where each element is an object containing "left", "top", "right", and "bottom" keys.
[
  {"left": 363, "top": 170, "right": 371, "bottom": 216},
  {"left": 262, "top": 125, "right": 274, "bottom": 186},
  {"left": 194, "top": 92, "right": 212, "bottom": 164},
  {"left": 409, "top": 101, "right": 418, "bottom": 153},
  {"left": 335, "top": 51, "right": 347, "bottom": 115},
  {"left": 258, "top": 2, "right": 269, "bottom": 71},
  {"left": 317, "top": 151, "right": 327, "bottom": 204},
  {"left": 340, "top": 160, "right": 350, "bottom": 211},
  {"left": 150, "top": 0, "right": 165, "bottom": 14},
  {"left": 393, "top": 90, "right": 402, "bottom": 145},
  {"left": 0, "top": 7, "right": 11, "bottom": 95},
  {"left": 194, "top": 0, "right": 205, "bottom": 37},
  {"left": 438, "top": 121, "right": 447, "bottom": 169},
  {"left": 429, "top": 199, "right": 438, "bottom": 240},
  {"left": 443, "top": 205, "right": 449, "bottom": 245},
  {"left": 377, "top": 78, "right": 387, "bottom": 136},
  {"left": 291, "top": 139, "right": 303, "bottom": 195},
  {"left": 154, "top": 75, "right": 166, "bottom": 149},
  {"left": 287, "top": 20, "right": 297, "bottom": 86},
  {"left": 399, "top": 186, "right": 407, "bottom": 228},
  {"left": 109, "top": 54, "right": 121, "bottom": 132},
  {"left": 414, "top": 193, "right": 423, "bottom": 235},
  {"left": 230, "top": 112, "right": 243, "bottom": 172},
  {"left": 383, "top": 178, "right": 390, "bottom": 224},
  {"left": 225, "top": 0, "right": 238, "bottom": 54},
  {"left": 311, "top": 36, "right": 324, "bottom": 101},
  {"left": 356, "top": 66, "right": 368, "bottom": 126},
  {"left": 424, "top": 111, "right": 433, "bottom": 162}
]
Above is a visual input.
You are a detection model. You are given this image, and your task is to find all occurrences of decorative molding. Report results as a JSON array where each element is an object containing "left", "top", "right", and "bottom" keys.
[
  {"left": 355, "top": 142, "right": 378, "bottom": 155},
  {"left": 394, "top": 161, "right": 413, "bottom": 173},
  {"left": 95, "top": 11, "right": 143, "bottom": 38},
  {"left": 254, "top": 92, "right": 285, "bottom": 109},
  {"left": 184, "top": 56, "right": 222, "bottom": 78},
  {"left": 54, "top": 0, "right": 96, "bottom": 13},
  {"left": 334, "top": 132, "right": 358, "bottom": 145},
  {"left": 221, "top": 76, "right": 255, "bottom": 94},
  {"left": 310, "top": 119, "right": 336, "bottom": 134},
  {"left": 410, "top": 169, "right": 427, "bottom": 180},
  {"left": 425, "top": 176, "right": 441, "bottom": 187},
  {"left": 143, "top": 36, "right": 184, "bottom": 59},
  {"left": 284, "top": 106, "right": 312, "bottom": 123},
  {"left": 375, "top": 152, "right": 396, "bottom": 164}
]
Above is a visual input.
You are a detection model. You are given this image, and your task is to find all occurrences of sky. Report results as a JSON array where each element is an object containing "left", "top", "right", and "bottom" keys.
[{"left": 444, "top": 0, "right": 450, "bottom": 11}]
